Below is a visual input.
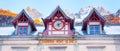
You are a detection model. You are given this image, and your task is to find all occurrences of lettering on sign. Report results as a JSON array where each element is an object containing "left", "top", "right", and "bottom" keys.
[{"left": 40, "top": 39, "right": 75, "bottom": 44}]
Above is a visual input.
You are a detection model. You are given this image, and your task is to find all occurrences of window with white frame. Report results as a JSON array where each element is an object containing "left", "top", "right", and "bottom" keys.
[
  {"left": 89, "top": 25, "right": 100, "bottom": 35},
  {"left": 88, "top": 47, "right": 104, "bottom": 51},
  {"left": 12, "top": 47, "right": 28, "bottom": 51},
  {"left": 18, "top": 26, "right": 28, "bottom": 35},
  {"left": 50, "top": 47, "right": 66, "bottom": 51}
]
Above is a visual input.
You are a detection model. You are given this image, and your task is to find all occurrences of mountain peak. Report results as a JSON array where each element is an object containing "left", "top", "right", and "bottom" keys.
[
  {"left": 25, "top": 7, "right": 43, "bottom": 19},
  {"left": 25, "top": 7, "right": 43, "bottom": 25},
  {"left": 116, "top": 9, "right": 120, "bottom": 17},
  {"left": 80, "top": 6, "right": 111, "bottom": 16}
]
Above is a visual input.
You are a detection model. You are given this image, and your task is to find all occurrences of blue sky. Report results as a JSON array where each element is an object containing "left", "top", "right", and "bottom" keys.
[{"left": 0, "top": 0, "right": 120, "bottom": 16}]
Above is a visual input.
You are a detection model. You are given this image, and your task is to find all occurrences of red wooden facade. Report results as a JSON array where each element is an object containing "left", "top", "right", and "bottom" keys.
[
  {"left": 12, "top": 9, "right": 36, "bottom": 32},
  {"left": 42, "top": 6, "right": 74, "bottom": 36}
]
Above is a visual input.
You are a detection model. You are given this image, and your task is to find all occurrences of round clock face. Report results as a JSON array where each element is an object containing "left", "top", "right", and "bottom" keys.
[{"left": 53, "top": 21, "right": 64, "bottom": 30}]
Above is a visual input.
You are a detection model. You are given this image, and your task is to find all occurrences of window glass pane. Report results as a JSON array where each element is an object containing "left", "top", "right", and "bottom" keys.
[
  {"left": 96, "top": 31, "right": 100, "bottom": 34},
  {"left": 23, "top": 27, "right": 27, "bottom": 34},
  {"left": 90, "top": 31, "right": 94, "bottom": 35},
  {"left": 19, "top": 27, "right": 23, "bottom": 35},
  {"left": 89, "top": 25, "right": 100, "bottom": 35},
  {"left": 18, "top": 27, "right": 27, "bottom": 35},
  {"left": 20, "top": 31, "right": 23, "bottom": 35},
  {"left": 20, "top": 27, "right": 22, "bottom": 30},
  {"left": 90, "top": 26, "right": 94, "bottom": 31},
  {"left": 24, "top": 27, "right": 27, "bottom": 30},
  {"left": 95, "top": 26, "right": 100, "bottom": 31}
]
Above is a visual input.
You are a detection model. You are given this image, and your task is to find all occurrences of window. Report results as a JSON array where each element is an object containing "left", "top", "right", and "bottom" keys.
[
  {"left": 50, "top": 47, "right": 66, "bottom": 51},
  {"left": 12, "top": 47, "right": 28, "bottom": 51},
  {"left": 88, "top": 47, "right": 104, "bottom": 51},
  {"left": 89, "top": 25, "right": 100, "bottom": 35},
  {"left": 18, "top": 26, "right": 28, "bottom": 35}
]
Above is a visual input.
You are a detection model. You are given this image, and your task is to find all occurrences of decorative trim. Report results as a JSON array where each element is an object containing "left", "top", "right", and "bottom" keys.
[{"left": 18, "top": 23, "right": 28, "bottom": 26}]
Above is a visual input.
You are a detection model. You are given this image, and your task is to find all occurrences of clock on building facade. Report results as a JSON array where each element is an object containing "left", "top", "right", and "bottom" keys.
[{"left": 53, "top": 20, "right": 64, "bottom": 30}]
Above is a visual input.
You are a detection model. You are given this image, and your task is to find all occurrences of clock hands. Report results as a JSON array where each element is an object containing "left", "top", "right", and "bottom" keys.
[{"left": 57, "top": 22, "right": 61, "bottom": 27}]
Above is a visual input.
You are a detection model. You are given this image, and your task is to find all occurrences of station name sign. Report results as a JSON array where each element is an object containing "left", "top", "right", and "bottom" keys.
[{"left": 40, "top": 39, "right": 75, "bottom": 44}]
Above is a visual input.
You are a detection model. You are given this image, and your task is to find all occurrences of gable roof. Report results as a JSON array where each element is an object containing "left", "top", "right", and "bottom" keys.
[
  {"left": 12, "top": 9, "right": 37, "bottom": 31},
  {"left": 83, "top": 8, "right": 105, "bottom": 22},
  {"left": 13, "top": 9, "right": 34, "bottom": 23},
  {"left": 46, "top": 6, "right": 71, "bottom": 19},
  {"left": 82, "top": 8, "right": 105, "bottom": 30},
  {"left": 42, "top": 6, "right": 75, "bottom": 35}
]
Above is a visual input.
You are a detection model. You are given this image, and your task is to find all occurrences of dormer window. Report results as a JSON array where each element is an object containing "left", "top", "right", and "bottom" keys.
[
  {"left": 18, "top": 26, "right": 28, "bottom": 35},
  {"left": 82, "top": 8, "right": 105, "bottom": 35},
  {"left": 12, "top": 9, "right": 37, "bottom": 36},
  {"left": 17, "top": 23, "right": 28, "bottom": 35},
  {"left": 88, "top": 22, "right": 102, "bottom": 35}
]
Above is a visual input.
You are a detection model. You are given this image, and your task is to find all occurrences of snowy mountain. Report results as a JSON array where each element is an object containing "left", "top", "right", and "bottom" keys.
[
  {"left": 63, "top": 9, "right": 75, "bottom": 19},
  {"left": 74, "top": 6, "right": 111, "bottom": 25},
  {"left": 25, "top": 7, "right": 43, "bottom": 25},
  {"left": 116, "top": 9, "right": 120, "bottom": 17},
  {"left": 0, "top": 6, "right": 120, "bottom": 26},
  {"left": 25, "top": 6, "right": 112, "bottom": 24},
  {"left": 79, "top": 6, "right": 111, "bottom": 16},
  {"left": 25, "top": 6, "right": 43, "bottom": 19},
  {"left": 0, "top": 7, "right": 44, "bottom": 26}
]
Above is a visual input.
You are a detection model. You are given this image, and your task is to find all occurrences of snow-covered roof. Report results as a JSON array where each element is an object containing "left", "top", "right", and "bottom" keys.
[
  {"left": 12, "top": 9, "right": 37, "bottom": 31},
  {"left": 77, "top": 8, "right": 106, "bottom": 23},
  {"left": 46, "top": 6, "right": 71, "bottom": 19},
  {"left": 0, "top": 25, "right": 120, "bottom": 36},
  {"left": 83, "top": 8, "right": 105, "bottom": 22},
  {"left": 13, "top": 9, "right": 34, "bottom": 23}
]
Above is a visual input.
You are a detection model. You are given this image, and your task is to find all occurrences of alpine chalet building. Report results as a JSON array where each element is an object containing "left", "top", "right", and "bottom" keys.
[{"left": 0, "top": 6, "right": 120, "bottom": 51}]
